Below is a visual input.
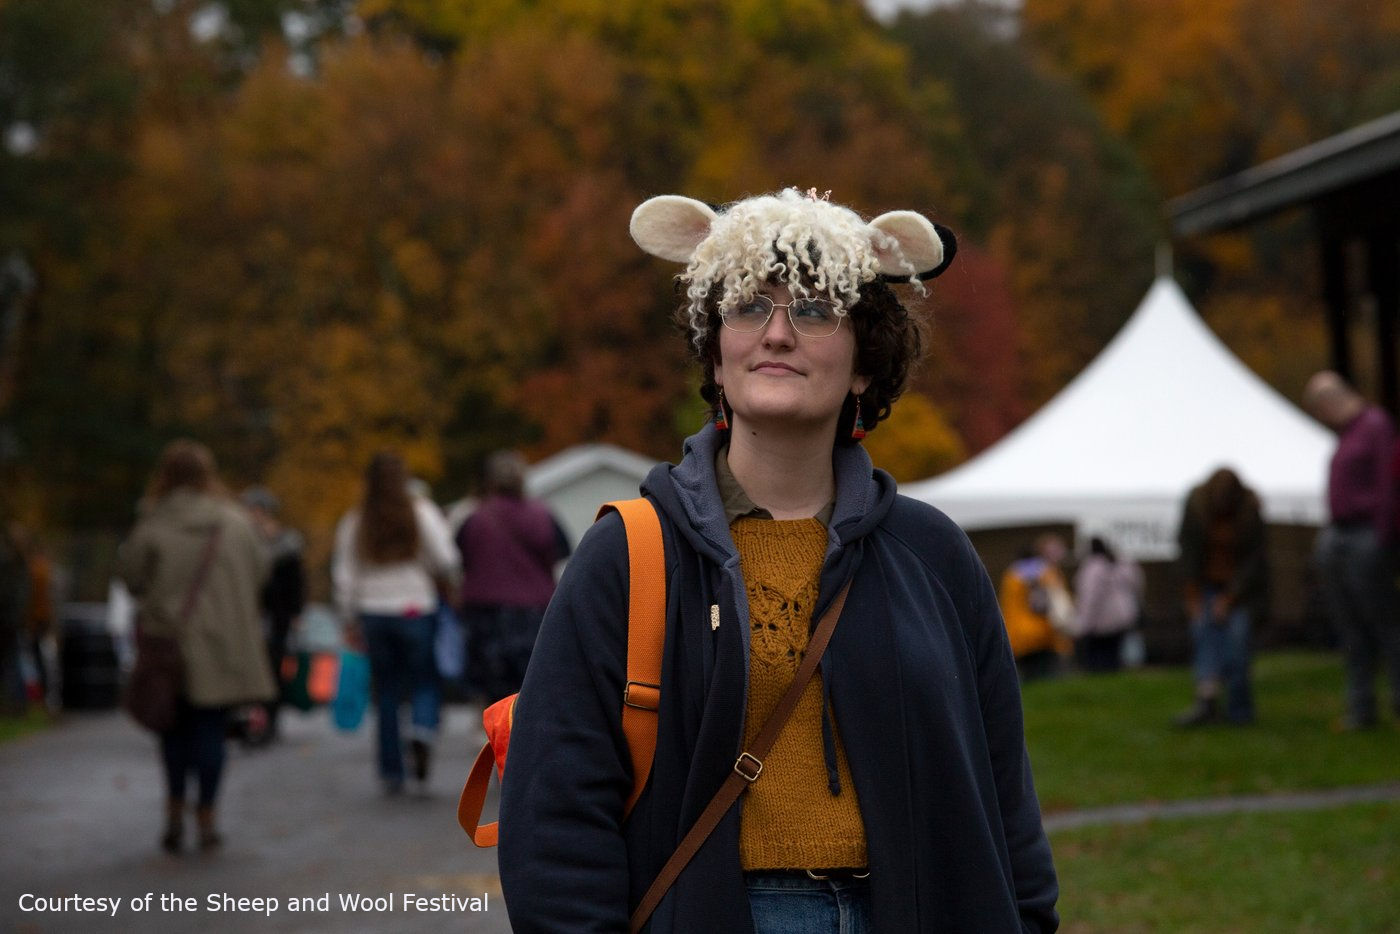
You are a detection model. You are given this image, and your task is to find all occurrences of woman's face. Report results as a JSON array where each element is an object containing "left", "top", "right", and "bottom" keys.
[{"left": 714, "top": 283, "right": 870, "bottom": 437}]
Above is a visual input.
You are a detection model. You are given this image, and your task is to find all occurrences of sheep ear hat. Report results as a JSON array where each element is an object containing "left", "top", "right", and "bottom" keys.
[{"left": 630, "top": 187, "right": 956, "bottom": 349}]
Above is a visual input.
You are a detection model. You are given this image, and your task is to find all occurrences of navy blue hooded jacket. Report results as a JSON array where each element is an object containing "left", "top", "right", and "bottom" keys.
[{"left": 499, "top": 425, "right": 1059, "bottom": 932}]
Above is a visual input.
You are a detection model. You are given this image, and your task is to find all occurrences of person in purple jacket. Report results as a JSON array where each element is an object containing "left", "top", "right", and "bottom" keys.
[
  {"left": 1304, "top": 370, "right": 1400, "bottom": 730},
  {"left": 455, "top": 450, "right": 570, "bottom": 703}
]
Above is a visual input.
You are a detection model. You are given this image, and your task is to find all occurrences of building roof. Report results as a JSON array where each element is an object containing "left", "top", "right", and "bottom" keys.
[
  {"left": 1169, "top": 110, "right": 1400, "bottom": 236},
  {"left": 525, "top": 443, "right": 658, "bottom": 499}
]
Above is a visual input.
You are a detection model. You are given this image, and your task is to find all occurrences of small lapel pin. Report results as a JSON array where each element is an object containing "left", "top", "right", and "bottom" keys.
[{"left": 710, "top": 605, "right": 720, "bottom": 631}]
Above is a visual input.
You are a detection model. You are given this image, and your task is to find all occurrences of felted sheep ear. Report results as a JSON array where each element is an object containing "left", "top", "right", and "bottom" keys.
[
  {"left": 869, "top": 210, "right": 957, "bottom": 281},
  {"left": 630, "top": 195, "right": 720, "bottom": 263}
]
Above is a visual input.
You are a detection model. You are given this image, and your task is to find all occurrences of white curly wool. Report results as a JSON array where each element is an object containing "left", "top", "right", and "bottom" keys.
[{"left": 631, "top": 188, "right": 939, "bottom": 352}]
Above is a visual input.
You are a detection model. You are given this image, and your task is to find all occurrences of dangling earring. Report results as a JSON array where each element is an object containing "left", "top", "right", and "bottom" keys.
[
  {"left": 714, "top": 388, "right": 730, "bottom": 430},
  {"left": 851, "top": 396, "right": 867, "bottom": 440}
]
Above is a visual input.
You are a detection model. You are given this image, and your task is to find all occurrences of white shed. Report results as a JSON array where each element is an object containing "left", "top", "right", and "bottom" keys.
[{"left": 525, "top": 444, "right": 659, "bottom": 548}]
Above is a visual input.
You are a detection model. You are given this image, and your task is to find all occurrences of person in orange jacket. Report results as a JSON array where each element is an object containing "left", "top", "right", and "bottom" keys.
[{"left": 999, "top": 534, "right": 1075, "bottom": 680}]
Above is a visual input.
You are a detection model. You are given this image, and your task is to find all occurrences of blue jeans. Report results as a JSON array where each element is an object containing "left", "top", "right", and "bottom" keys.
[
  {"left": 161, "top": 700, "right": 229, "bottom": 807},
  {"left": 362, "top": 613, "right": 440, "bottom": 783},
  {"left": 1191, "top": 592, "right": 1254, "bottom": 723},
  {"left": 746, "top": 872, "right": 872, "bottom": 934}
]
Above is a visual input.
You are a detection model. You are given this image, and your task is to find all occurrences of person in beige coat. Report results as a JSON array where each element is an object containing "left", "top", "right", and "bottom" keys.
[{"left": 117, "top": 439, "right": 274, "bottom": 852}]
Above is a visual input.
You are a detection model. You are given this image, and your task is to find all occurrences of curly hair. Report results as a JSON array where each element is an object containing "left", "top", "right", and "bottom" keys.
[
  {"left": 677, "top": 189, "right": 925, "bottom": 356},
  {"left": 677, "top": 275, "right": 926, "bottom": 445}
]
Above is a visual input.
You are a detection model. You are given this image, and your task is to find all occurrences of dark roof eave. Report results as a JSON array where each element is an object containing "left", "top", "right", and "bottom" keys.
[{"left": 1169, "top": 110, "right": 1400, "bottom": 237}]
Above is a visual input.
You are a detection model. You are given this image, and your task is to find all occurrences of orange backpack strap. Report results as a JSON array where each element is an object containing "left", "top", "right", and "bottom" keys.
[
  {"left": 597, "top": 498, "right": 666, "bottom": 816},
  {"left": 457, "top": 695, "right": 516, "bottom": 845},
  {"left": 459, "top": 741, "right": 501, "bottom": 846},
  {"left": 457, "top": 497, "right": 666, "bottom": 845}
]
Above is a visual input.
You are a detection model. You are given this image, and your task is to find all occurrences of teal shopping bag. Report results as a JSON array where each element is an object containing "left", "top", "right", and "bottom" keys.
[{"left": 331, "top": 650, "right": 370, "bottom": 732}]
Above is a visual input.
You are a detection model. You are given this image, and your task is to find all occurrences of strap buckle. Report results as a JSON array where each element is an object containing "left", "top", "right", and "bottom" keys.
[
  {"left": 623, "top": 681, "right": 661, "bottom": 711},
  {"left": 733, "top": 752, "right": 764, "bottom": 782}
]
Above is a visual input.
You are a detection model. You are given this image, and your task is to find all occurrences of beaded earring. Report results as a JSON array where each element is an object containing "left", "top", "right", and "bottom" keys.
[
  {"left": 851, "top": 397, "right": 867, "bottom": 440},
  {"left": 715, "top": 388, "right": 730, "bottom": 430}
]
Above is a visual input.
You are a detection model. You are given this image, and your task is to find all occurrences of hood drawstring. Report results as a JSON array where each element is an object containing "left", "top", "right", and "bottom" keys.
[{"left": 820, "top": 671, "right": 842, "bottom": 796}]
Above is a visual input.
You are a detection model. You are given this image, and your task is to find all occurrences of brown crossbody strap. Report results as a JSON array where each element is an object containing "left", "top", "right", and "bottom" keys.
[
  {"left": 627, "top": 577, "right": 853, "bottom": 934},
  {"left": 179, "top": 525, "right": 224, "bottom": 627}
]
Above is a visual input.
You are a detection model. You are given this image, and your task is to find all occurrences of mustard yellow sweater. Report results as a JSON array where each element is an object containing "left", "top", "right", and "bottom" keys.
[{"left": 732, "top": 517, "right": 867, "bottom": 870}]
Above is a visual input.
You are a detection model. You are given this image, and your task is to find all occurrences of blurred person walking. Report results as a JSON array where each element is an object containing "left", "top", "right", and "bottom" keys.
[
  {"left": 11, "top": 524, "right": 58, "bottom": 711},
  {"left": 115, "top": 440, "right": 276, "bottom": 851},
  {"left": 333, "top": 451, "right": 459, "bottom": 794},
  {"left": 1304, "top": 371, "right": 1400, "bottom": 730},
  {"left": 240, "top": 487, "right": 306, "bottom": 745},
  {"left": 1174, "top": 467, "right": 1267, "bottom": 727},
  {"left": 454, "top": 450, "right": 569, "bottom": 703},
  {"left": 1072, "top": 536, "right": 1144, "bottom": 673},
  {"left": 999, "top": 534, "right": 1075, "bottom": 681}
]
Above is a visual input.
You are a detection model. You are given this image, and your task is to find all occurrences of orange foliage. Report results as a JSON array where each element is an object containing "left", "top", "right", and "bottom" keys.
[{"left": 1023, "top": 0, "right": 1400, "bottom": 196}]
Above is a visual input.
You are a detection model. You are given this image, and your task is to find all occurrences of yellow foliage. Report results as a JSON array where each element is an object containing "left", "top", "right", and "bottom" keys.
[{"left": 861, "top": 392, "right": 966, "bottom": 484}]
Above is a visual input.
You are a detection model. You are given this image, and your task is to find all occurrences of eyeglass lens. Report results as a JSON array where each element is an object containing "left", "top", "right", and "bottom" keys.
[{"left": 722, "top": 295, "right": 841, "bottom": 337}]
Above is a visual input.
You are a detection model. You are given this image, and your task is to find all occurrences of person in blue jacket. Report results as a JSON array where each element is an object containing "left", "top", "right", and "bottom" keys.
[{"left": 499, "top": 189, "right": 1059, "bottom": 933}]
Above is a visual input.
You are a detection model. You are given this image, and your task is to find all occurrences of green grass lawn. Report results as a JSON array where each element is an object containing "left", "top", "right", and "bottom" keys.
[
  {"left": 1028, "top": 652, "right": 1400, "bottom": 932},
  {"left": 1051, "top": 802, "right": 1400, "bottom": 933},
  {"left": 1023, "top": 651, "right": 1400, "bottom": 812}
]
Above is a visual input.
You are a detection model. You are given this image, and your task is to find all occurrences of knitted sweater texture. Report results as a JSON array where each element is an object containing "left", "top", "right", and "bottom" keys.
[{"left": 732, "top": 516, "right": 867, "bottom": 870}]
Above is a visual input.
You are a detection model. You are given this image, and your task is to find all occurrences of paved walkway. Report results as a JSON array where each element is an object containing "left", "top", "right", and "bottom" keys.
[
  {"left": 1, "top": 707, "right": 511, "bottom": 934},
  {"left": 5, "top": 708, "right": 1397, "bottom": 933},
  {"left": 1042, "top": 782, "right": 1400, "bottom": 832}
]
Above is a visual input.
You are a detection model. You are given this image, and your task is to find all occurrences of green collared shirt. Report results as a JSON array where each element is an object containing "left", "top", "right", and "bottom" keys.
[{"left": 715, "top": 444, "right": 835, "bottom": 527}]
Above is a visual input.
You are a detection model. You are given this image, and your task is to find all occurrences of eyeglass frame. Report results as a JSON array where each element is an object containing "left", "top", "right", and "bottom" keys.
[{"left": 718, "top": 293, "right": 846, "bottom": 339}]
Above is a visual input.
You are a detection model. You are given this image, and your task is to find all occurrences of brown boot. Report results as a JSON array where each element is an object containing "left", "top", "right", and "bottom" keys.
[
  {"left": 195, "top": 806, "right": 222, "bottom": 851},
  {"left": 161, "top": 799, "right": 184, "bottom": 854}
]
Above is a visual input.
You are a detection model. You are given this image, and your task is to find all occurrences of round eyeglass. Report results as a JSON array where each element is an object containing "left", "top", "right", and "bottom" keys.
[{"left": 721, "top": 294, "right": 843, "bottom": 338}]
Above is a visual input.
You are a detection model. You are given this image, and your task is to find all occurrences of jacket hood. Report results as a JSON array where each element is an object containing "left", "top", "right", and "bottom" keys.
[{"left": 641, "top": 423, "right": 898, "bottom": 567}]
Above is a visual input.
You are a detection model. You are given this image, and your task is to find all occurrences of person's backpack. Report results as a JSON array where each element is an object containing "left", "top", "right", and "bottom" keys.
[{"left": 457, "top": 497, "right": 666, "bottom": 846}]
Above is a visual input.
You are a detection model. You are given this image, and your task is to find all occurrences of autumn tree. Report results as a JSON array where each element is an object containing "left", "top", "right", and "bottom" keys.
[
  {"left": 10, "top": 0, "right": 1079, "bottom": 575},
  {"left": 889, "top": 4, "right": 1159, "bottom": 410},
  {"left": 1022, "top": 0, "right": 1400, "bottom": 197},
  {"left": 1020, "top": 0, "right": 1390, "bottom": 395},
  {"left": 862, "top": 391, "right": 965, "bottom": 482}
]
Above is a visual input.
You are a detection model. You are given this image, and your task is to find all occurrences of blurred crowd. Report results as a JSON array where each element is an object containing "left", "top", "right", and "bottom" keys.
[
  {"left": 0, "top": 439, "right": 568, "bottom": 851},
  {"left": 0, "top": 368, "right": 1396, "bottom": 852},
  {"left": 995, "top": 370, "right": 1399, "bottom": 734}
]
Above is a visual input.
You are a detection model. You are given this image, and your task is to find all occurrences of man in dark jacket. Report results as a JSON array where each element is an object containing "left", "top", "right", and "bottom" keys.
[{"left": 498, "top": 424, "right": 1059, "bottom": 932}]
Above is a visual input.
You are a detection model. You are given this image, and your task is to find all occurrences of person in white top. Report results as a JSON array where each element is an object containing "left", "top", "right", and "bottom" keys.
[
  {"left": 1072, "top": 536, "right": 1144, "bottom": 673},
  {"left": 332, "top": 451, "right": 459, "bottom": 794}
]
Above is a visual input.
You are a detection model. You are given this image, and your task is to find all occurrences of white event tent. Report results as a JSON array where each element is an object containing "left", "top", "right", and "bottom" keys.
[{"left": 903, "top": 277, "right": 1335, "bottom": 560}]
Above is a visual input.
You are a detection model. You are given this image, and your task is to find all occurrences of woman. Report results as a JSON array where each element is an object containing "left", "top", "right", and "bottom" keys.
[
  {"left": 117, "top": 440, "right": 275, "bottom": 852},
  {"left": 333, "top": 451, "right": 459, "bottom": 793},
  {"left": 1175, "top": 466, "right": 1268, "bottom": 726},
  {"left": 498, "top": 189, "right": 1059, "bottom": 932},
  {"left": 1072, "top": 536, "right": 1144, "bottom": 673}
]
